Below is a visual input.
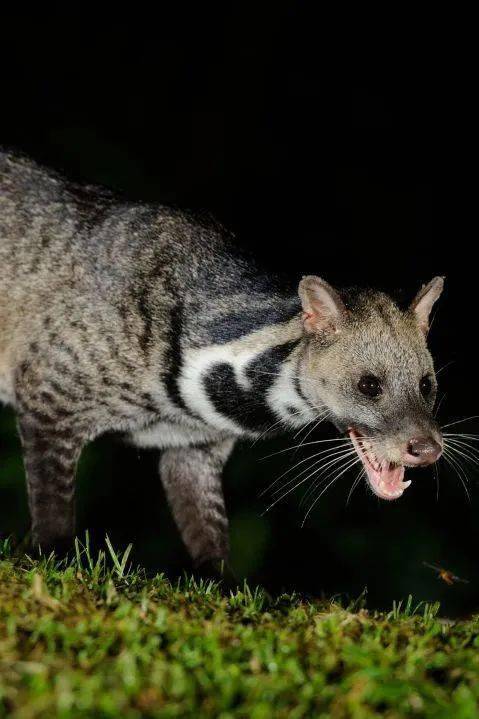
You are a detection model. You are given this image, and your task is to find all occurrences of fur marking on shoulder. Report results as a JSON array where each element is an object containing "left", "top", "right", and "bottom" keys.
[
  {"left": 202, "top": 340, "right": 302, "bottom": 433},
  {"left": 162, "top": 301, "right": 198, "bottom": 418}
]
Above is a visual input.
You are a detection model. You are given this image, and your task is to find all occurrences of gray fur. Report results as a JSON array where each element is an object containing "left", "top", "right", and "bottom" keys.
[{"left": 0, "top": 150, "right": 443, "bottom": 561}]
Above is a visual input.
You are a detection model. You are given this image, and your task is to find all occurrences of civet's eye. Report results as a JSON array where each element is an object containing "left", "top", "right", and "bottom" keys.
[
  {"left": 358, "top": 375, "right": 382, "bottom": 398},
  {"left": 420, "top": 375, "right": 433, "bottom": 397}
]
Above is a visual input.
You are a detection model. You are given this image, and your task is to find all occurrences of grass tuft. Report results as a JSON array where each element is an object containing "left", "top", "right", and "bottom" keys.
[{"left": 1, "top": 536, "right": 479, "bottom": 717}]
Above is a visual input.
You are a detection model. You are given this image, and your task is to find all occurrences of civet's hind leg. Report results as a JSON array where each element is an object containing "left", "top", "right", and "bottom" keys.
[
  {"left": 15, "top": 363, "right": 88, "bottom": 554},
  {"left": 17, "top": 414, "right": 86, "bottom": 554}
]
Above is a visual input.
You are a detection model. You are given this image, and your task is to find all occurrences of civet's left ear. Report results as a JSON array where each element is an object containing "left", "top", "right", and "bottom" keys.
[
  {"left": 409, "top": 276, "right": 445, "bottom": 334},
  {"left": 298, "top": 275, "right": 347, "bottom": 334}
]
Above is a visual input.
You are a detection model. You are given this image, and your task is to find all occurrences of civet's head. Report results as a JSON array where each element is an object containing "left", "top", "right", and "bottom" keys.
[{"left": 297, "top": 276, "right": 444, "bottom": 500}]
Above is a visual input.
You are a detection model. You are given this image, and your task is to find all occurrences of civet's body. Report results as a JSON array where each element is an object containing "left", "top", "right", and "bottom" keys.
[{"left": 0, "top": 150, "right": 443, "bottom": 565}]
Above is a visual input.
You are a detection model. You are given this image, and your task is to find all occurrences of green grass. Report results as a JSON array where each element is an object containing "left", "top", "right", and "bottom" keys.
[{"left": 1, "top": 537, "right": 479, "bottom": 718}]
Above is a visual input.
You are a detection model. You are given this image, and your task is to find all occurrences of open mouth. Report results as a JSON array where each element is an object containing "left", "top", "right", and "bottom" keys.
[{"left": 348, "top": 428, "right": 411, "bottom": 501}]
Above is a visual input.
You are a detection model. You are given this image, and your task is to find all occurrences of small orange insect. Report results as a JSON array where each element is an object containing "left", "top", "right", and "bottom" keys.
[{"left": 423, "top": 562, "right": 469, "bottom": 586}]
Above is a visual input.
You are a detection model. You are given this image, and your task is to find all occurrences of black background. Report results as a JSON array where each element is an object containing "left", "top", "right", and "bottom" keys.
[{"left": 1, "top": 7, "right": 477, "bottom": 616}]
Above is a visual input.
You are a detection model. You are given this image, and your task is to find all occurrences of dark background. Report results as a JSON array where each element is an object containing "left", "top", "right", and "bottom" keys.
[{"left": 1, "top": 7, "right": 477, "bottom": 615}]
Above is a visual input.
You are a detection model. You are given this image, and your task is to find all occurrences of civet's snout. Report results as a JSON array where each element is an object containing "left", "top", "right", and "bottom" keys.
[{"left": 403, "top": 436, "right": 443, "bottom": 466}]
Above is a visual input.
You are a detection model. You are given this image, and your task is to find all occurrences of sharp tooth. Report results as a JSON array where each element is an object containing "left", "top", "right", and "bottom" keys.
[{"left": 402, "top": 480, "right": 412, "bottom": 488}]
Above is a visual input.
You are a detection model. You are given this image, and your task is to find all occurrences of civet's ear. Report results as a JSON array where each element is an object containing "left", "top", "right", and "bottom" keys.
[
  {"left": 298, "top": 275, "right": 347, "bottom": 334},
  {"left": 409, "top": 276, "right": 445, "bottom": 334}
]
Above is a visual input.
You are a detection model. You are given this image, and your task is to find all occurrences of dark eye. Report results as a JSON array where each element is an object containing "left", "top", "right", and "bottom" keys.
[
  {"left": 358, "top": 375, "right": 382, "bottom": 398},
  {"left": 420, "top": 375, "right": 432, "bottom": 397}
]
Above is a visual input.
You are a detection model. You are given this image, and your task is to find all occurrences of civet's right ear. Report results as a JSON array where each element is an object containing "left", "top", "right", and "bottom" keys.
[
  {"left": 298, "top": 275, "right": 347, "bottom": 335},
  {"left": 409, "top": 276, "right": 445, "bottom": 335}
]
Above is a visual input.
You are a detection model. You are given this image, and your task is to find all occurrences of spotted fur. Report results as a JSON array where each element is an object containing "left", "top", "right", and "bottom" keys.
[{"left": 1, "top": 149, "right": 443, "bottom": 563}]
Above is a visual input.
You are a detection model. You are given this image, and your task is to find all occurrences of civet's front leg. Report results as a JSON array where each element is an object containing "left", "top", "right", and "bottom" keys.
[{"left": 160, "top": 439, "right": 234, "bottom": 567}]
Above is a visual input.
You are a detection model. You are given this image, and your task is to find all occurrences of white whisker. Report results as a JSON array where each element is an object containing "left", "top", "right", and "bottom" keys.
[
  {"left": 346, "top": 467, "right": 365, "bottom": 506},
  {"left": 434, "top": 392, "right": 447, "bottom": 418},
  {"left": 444, "top": 440, "right": 479, "bottom": 467},
  {"left": 444, "top": 436, "right": 479, "bottom": 452},
  {"left": 435, "top": 360, "right": 455, "bottom": 377},
  {"left": 271, "top": 445, "right": 356, "bottom": 493},
  {"left": 264, "top": 448, "right": 358, "bottom": 511},
  {"left": 442, "top": 450, "right": 471, "bottom": 502},
  {"left": 292, "top": 410, "right": 330, "bottom": 442},
  {"left": 434, "top": 463, "right": 440, "bottom": 502},
  {"left": 261, "top": 444, "right": 356, "bottom": 498},
  {"left": 297, "top": 449, "right": 360, "bottom": 507},
  {"left": 292, "top": 413, "right": 332, "bottom": 457},
  {"left": 251, "top": 408, "right": 304, "bottom": 446},
  {"left": 301, "top": 456, "right": 362, "bottom": 526},
  {"left": 441, "top": 416, "right": 479, "bottom": 430},
  {"left": 445, "top": 436, "right": 479, "bottom": 441},
  {"left": 259, "top": 436, "right": 353, "bottom": 461}
]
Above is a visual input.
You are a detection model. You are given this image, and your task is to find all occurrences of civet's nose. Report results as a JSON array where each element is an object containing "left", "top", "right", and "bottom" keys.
[{"left": 405, "top": 437, "right": 443, "bottom": 465}]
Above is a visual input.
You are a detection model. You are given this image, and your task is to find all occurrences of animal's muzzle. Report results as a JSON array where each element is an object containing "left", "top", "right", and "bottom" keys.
[{"left": 404, "top": 436, "right": 442, "bottom": 466}]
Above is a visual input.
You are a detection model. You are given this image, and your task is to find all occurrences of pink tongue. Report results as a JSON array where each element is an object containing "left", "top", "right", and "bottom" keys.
[
  {"left": 379, "top": 463, "right": 405, "bottom": 488},
  {"left": 348, "top": 429, "right": 407, "bottom": 498}
]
